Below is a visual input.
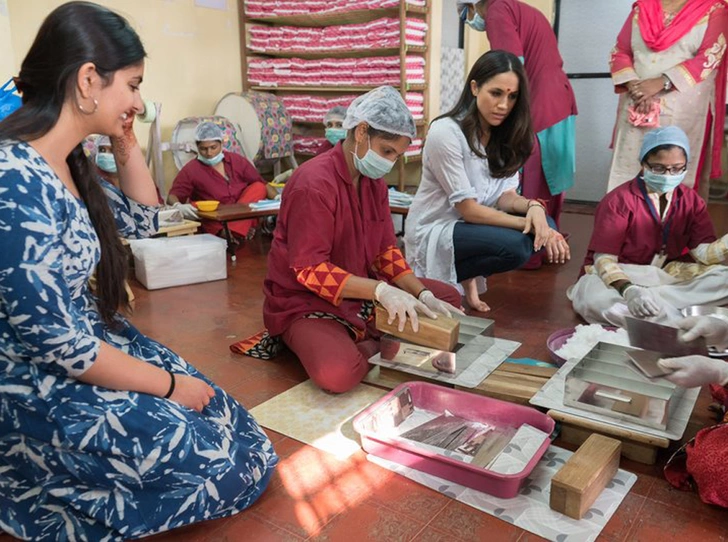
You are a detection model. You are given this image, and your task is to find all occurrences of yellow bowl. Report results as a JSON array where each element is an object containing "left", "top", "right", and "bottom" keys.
[{"left": 195, "top": 200, "right": 219, "bottom": 212}]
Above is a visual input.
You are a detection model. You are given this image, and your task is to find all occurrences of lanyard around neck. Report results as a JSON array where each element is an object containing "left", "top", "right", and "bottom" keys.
[{"left": 636, "top": 175, "right": 677, "bottom": 253}]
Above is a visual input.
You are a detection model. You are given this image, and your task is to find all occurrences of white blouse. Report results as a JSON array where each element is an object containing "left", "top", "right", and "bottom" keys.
[{"left": 404, "top": 117, "right": 520, "bottom": 285}]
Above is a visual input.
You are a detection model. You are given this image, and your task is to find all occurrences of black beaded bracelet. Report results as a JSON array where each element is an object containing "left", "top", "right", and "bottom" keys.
[
  {"left": 163, "top": 370, "right": 176, "bottom": 399},
  {"left": 417, "top": 288, "right": 431, "bottom": 300}
]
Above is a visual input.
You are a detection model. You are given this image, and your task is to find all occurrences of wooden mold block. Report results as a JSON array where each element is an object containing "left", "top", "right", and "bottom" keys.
[
  {"left": 375, "top": 305, "right": 460, "bottom": 352},
  {"left": 550, "top": 434, "right": 621, "bottom": 520}
]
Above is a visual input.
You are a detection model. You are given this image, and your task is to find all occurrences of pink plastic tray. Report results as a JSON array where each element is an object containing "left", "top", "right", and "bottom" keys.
[{"left": 353, "top": 382, "right": 555, "bottom": 498}]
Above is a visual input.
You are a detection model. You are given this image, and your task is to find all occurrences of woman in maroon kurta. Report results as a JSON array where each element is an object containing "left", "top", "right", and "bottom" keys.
[
  {"left": 235, "top": 87, "right": 462, "bottom": 393},
  {"left": 167, "top": 122, "right": 267, "bottom": 239},
  {"left": 459, "top": 0, "right": 577, "bottom": 229}
]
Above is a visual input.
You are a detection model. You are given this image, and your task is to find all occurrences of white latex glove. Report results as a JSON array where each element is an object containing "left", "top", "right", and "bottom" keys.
[
  {"left": 374, "top": 282, "right": 437, "bottom": 333},
  {"left": 419, "top": 290, "right": 465, "bottom": 318},
  {"left": 677, "top": 316, "right": 728, "bottom": 349},
  {"left": 657, "top": 355, "right": 728, "bottom": 388},
  {"left": 623, "top": 285, "right": 663, "bottom": 318},
  {"left": 172, "top": 202, "right": 198, "bottom": 220}
]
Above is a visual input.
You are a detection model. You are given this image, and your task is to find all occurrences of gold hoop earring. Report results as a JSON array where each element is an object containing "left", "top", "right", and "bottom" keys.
[{"left": 78, "top": 98, "right": 98, "bottom": 115}]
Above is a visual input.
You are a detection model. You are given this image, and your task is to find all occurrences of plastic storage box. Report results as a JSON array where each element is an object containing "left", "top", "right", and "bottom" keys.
[
  {"left": 353, "top": 381, "right": 554, "bottom": 498},
  {"left": 129, "top": 234, "right": 227, "bottom": 290}
]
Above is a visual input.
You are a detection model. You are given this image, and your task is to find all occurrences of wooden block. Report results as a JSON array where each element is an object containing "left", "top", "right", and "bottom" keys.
[
  {"left": 550, "top": 434, "right": 621, "bottom": 519},
  {"left": 375, "top": 305, "right": 460, "bottom": 351}
]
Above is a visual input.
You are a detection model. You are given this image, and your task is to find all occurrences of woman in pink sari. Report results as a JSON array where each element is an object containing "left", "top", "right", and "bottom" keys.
[{"left": 608, "top": 0, "right": 728, "bottom": 199}]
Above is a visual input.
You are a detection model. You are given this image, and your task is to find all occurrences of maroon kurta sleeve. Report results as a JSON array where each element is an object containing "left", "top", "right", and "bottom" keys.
[
  {"left": 685, "top": 191, "right": 717, "bottom": 249},
  {"left": 587, "top": 193, "right": 631, "bottom": 256},
  {"left": 168, "top": 164, "right": 195, "bottom": 202}
]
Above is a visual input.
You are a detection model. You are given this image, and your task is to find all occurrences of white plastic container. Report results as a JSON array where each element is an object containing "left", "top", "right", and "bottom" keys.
[{"left": 128, "top": 234, "right": 227, "bottom": 290}]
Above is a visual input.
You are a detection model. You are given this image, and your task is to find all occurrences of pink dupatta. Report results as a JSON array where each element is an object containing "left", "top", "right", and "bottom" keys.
[
  {"left": 637, "top": 0, "right": 728, "bottom": 178},
  {"left": 636, "top": 0, "right": 719, "bottom": 51}
]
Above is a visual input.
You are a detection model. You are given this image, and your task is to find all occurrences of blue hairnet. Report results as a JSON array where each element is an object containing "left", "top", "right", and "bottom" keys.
[
  {"left": 324, "top": 105, "right": 348, "bottom": 125},
  {"left": 639, "top": 126, "right": 690, "bottom": 162},
  {"left": 195, "top": 121, "right": 223, "bottom": 142},
  {"left": 342, "top": 86, "right": 416, "bottom": 140}
]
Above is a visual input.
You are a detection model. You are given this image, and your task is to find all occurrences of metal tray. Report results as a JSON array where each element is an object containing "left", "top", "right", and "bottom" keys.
[{"left": 564, "top": 342, "right": 684, "bottom": 431}]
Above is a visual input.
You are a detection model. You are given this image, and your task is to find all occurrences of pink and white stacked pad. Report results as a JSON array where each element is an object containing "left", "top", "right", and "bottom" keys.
[
  {"left": 247, "top": 56, "right": 426, "bottom": 88},
  {"left": 249, "top": 18, "right": 427, "bottom": 53},
  {"left": 245, "top": 0, "right": 427, "bottom": 18},
  {"left": 282, "top": 93, "right": 424, "bottom": 123},
  {"left": 293, "top": 135, "right": 423, "bottom": 158}
]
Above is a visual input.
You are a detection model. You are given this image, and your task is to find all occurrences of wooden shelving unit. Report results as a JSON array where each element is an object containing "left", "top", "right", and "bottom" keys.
[{"left": 239, "top": 0, "right": 430, "bottom": 190}]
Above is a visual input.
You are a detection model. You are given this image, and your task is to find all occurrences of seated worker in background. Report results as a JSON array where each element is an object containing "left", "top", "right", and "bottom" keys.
[
  {"left": 94, "top": 134, "right": 164, "bottom": 206},
  {"left": 167, "top": 121, "right": 268, "bottom": 241},
  {"left": 657, "top": 316, "right": 728, "bottom": 509},
  {"left": 405, "top": 50, "right": 569, "bottom": 312},
  {"left": 320, "top": 105, "right": 348, "bottom": 153},
  {"left": 569, "top": 126, "right": 728, "bottom": 326},
  {"left": 232, "top": 86, "right": 463, "bottom": 394},
  {"left": 92, "top": 135, "right": 163, "bottom": 240}
]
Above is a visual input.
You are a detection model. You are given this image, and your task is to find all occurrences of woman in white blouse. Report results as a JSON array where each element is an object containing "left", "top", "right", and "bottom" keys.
[{"left": 405, "top": 50, "right": 570, "bottom": 311}]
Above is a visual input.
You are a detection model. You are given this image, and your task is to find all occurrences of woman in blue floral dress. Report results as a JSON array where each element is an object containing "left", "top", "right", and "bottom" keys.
[{"left": 0, "top": 3, "right": 277, "bottom": 540}]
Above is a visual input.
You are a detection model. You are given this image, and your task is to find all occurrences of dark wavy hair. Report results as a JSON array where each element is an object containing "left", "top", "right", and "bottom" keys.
[
  {"left": 0, "top": 1, "right": 146, "bottom": 325},
  {"left": 435, "top": 50, "right": 533, "bottom": 178}
]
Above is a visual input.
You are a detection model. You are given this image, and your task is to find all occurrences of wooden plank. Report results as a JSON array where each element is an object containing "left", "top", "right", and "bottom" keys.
[
  {"left": 156, "top": 220, "right": 200, "bottom": 238},
  {"left": 460, "top": 370, "right": 548, "bottom": 406},
  {"left": 375, "top": 305, "right": 460, "bottom": 352},
  {"left": 498, "top": 362, "right": 558, "bottom": 379},
  {"left": 550, "top": 435, "right": 621, "bottom": 520},
  {"left": 362, "top": 366, "right": 440, "bottom": 391},
  {"left": 547, "top": 410, "right": 670, "bottom": 448}
]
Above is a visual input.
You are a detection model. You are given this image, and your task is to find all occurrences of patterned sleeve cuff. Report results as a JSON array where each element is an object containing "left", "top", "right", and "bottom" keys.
[
  {"left": 612, "top": 67, "right": 639, "bottom": 87},
  {"left": 690, "top": 236, "right": 728, "bottom": 265},
  {"left": 594, "top": 253, "right": 629, "bottom": 287},
  {"left": 371, "top": 246, "right": 414, "bottom": 282},
  {"left": 295, "top": 262, "right": 352, "bottom": 306}
]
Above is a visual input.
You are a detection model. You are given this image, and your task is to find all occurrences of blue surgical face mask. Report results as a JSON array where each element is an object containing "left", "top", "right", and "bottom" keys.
[
  {"left": 466, "top": 12, "right": 486, "bottom": 32},
  {"left": 353, "top": 137, "right": 397, "bottom": 179},
  {"left": 643, "top": 169, "right": 686, "bottom": 194},
  {"left": 325, "top": 127, "right": 347, "bottom": 145},
  {"left": 197, "top": 150, "right": 224, "bottom": 166},
  {"left": 95, "top": 152, "right": 117, "bottom": 173}
]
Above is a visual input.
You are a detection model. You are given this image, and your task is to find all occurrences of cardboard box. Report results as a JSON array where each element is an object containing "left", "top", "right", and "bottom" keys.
[{"left": 129, "top": 234, "right": 227, "bottom": 290}]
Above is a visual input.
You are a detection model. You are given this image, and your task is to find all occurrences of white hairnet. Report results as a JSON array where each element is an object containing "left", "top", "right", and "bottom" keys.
[
  {"left": 195, "top": 121, "right": 223, "bottom": 142},
  {"left": 324, "top": 105, "right": 348, "bottom": 125},
  {"left": 457, "top": 0, "right": 479, "bottom": 11},
  {"left": 342, "top": 86, "right": 416, "bottom": 140}
]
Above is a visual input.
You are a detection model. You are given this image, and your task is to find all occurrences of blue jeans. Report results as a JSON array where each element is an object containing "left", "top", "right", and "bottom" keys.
[{"left": 452, "top": 216, "right": 557, "bottom": 282}]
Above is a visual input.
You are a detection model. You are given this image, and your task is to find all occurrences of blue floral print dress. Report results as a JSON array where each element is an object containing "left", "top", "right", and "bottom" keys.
[{"left": 0, "top": 141, "right": 277, "bottom": 541}]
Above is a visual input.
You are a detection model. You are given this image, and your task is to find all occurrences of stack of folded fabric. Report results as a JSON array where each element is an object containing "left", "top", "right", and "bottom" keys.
[
  {"left": 405, "top": 138, "right": 423, "bottom": 157},
  {"left": 247, "top": 56, "right": 426, "bottom": 87},
  {"left": 292, "top": 135, "right": 329, "bottom": 155},
  {"left": 282, "top": 92, "right": 424, "bottom": 122},
  {"left": 388, "top": 187, "right": 414, "bottom": 207},
  {"left": 249, "top": 17, "right": 427, "bottom": 53},
  {"left": 245, "top": 0, "right": 427, "bottom": 18},
  {"left": 249, "top": 199, "right": 282, "bottom": 211}
]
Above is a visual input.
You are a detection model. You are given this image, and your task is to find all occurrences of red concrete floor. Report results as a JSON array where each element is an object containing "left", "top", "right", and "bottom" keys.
[{"left": 2, "top": 208, "right": 728, "bottom": 541}]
